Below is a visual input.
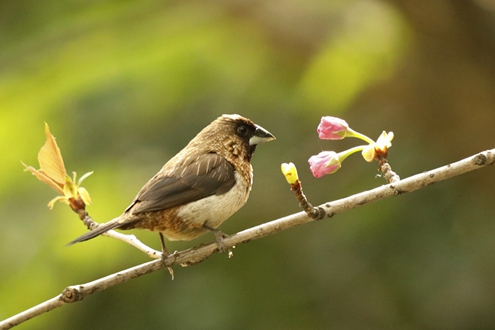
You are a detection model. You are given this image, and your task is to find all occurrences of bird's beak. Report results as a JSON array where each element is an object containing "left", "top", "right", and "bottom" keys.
[{"left": 249, "top": 125, "right": 276, "bottom": 146}]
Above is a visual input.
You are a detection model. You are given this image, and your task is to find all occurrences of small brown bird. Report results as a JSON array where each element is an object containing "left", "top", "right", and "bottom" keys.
[{"left": 68, "top": 114, "right": 275, "bottom": 254}]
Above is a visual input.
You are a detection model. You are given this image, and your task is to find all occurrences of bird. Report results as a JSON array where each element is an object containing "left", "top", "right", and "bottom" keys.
[{"left": 67, "top": 114, "right": 275, "bottom": 255}]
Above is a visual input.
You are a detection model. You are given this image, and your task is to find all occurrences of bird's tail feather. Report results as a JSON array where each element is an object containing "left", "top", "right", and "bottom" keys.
[{"left": 67, "top": 218, "right": 122, "bottom": 246}]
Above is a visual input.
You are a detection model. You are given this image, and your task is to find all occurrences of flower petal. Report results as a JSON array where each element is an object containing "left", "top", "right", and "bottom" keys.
[
  {"left": 47, "top": 196, "right": 69, "bottom": 209},
  {"left": 361, "top": 145, "right": 376, "bottom": 162},
  {"left": 317, "top": 116, "right": 349, "bottom": 140},
  {"left": 78, "top": 187, "right": 92, "bottom": 205},
  {"left": 77, "top": 171, "right": 94, "bottom": 186},
  {"left": 375, "top": 131, "right": 393, "bottom": 150},
  {"left": 308, "top": 151, "right": 341, "bottom": 178},
  {"left": 63, "top": 175, "right": 78, "bottom": 199}
]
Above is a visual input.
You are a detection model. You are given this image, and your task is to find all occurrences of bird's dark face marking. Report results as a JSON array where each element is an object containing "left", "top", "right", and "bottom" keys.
[
  {"left": 233, "top": 120, "right": 257, "bottom": 156},
  {"left": 221, "top": 114, "right": 275, "bottom": 159},
  {"left": 235, "top": 122, "right": 255, "bottom": 139}
]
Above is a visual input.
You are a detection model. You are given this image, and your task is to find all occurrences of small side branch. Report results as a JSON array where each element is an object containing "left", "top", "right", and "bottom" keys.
[
  {"left": 72, "top": 208, "right": 162, "bottom": 259},
  {"left": 377, "top": 158, "right": 400, "bottom": 183},
  {"left": 287, "top": 180, "right": 325, "bottom": 220}
]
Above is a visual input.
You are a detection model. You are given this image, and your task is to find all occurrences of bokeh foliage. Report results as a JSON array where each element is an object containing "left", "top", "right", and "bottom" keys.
[{"left": 2, "top": 0, "right": 495, "bottom": 329}]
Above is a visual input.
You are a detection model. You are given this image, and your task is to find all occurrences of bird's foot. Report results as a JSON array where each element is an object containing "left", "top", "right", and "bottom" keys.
[
  {"left": 160, "top": 251, "right": 177, "bottom": 280},
  {"left": 213, "top": 230, "right": 228, "bottom": 253},
  {"left": 203, "top": 225, "right": 234, "bottom": 257}
]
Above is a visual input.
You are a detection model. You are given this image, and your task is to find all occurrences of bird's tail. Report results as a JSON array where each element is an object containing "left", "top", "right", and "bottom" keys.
[{"left": 66, "top": 218, "right": 122, "bottom": 246}]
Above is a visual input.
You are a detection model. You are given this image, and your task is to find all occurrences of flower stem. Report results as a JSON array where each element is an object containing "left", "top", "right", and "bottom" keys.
[
  {"left": 346, "top": 128, "right": 375, "bottom": 144},
  {"left": 337, "top": 145, "right": 367, "bottom": 162}
]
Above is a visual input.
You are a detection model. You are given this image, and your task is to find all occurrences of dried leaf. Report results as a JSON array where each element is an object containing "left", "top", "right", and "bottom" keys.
[
  {"left": 22, "top": 162, "right": 65, "bottom": 194},
  {"left": 38, "top": 123, "right": 66, "bottom": 185}
]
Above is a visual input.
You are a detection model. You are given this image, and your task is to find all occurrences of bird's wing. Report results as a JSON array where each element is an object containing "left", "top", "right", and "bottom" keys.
[{"left": 126, "top": 153, "right": 236, "bottom": 214}]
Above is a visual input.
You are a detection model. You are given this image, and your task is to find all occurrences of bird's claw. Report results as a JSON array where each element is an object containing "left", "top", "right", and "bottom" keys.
[
  {"left": 212, "top": 230, "right": 227, "bottom": 252},
  {"left": 160, "top": 250, "right": 177, "bottom": 280},
  {"left": 204, "top": 226, "right": 234, "bottom": 257},
  {"left": 214, "top": 232, "right": 235, "bottom": 258}
]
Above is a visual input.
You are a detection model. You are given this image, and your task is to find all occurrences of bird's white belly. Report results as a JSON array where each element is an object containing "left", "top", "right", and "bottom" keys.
[{"left": 175, "top": 171, "right": 251, "bottom": 232}]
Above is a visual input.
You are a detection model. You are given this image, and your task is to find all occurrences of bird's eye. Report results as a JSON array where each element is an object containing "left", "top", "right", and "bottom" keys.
[{"left": 237, "top": 125, "right": 249, "bottom": 136}]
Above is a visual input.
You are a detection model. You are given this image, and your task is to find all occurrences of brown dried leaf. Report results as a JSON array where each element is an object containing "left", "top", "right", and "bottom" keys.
[
  {"left": 22, "top": 162, "right": 65, "bottom": 194},
  {"left": 38, "top": 123, "right": 67, "bottom": 185}
]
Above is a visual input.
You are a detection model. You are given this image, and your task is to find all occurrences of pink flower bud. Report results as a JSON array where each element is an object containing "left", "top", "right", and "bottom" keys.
[
  {"left": 308, "top": 151, "right": 341, "bottom": 178},
  {"left": 317, "top": 116, "right": 349, "bottom": 140}
]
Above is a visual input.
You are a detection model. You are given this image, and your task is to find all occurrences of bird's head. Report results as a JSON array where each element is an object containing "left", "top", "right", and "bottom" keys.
[
  {"left": 190, "top": 114, "right": 275, "bottom": 162},
  {"left": 218, "top": 114, "right": 275, "bottom": 159}
]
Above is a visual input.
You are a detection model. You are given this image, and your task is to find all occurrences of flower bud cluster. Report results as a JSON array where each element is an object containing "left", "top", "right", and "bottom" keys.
[{"left": 308, "top": 116, "right": 393, "bottom": 178}]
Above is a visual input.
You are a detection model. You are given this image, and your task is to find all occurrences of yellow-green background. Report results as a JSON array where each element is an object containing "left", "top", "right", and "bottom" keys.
[{"left": 2, "top": 1, "right": 495, "bottom": 329}]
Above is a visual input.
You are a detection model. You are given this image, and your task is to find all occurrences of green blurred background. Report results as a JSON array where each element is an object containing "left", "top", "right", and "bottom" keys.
[{"left": 2, "top": 0, "right": 495, "bottom": 329}]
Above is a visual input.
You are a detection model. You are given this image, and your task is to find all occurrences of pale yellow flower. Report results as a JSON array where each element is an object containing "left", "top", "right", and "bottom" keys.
[{"left": 281, "top": 162, "right": 299, "bottom": 184}]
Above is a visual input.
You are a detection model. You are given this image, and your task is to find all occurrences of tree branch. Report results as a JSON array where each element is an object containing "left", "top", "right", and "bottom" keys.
[{"left": 1, "top": 148, "right": 493, "bottom": 330}]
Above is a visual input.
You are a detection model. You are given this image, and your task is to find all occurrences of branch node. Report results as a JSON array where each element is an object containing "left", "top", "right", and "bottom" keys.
[
  {"left": 73, "top": 208, "right": 98, "bottom": 230},
  {"left": 309, "top": 207, "right": 326, "bottom": 220},
  {"left": 473, "top": 153, "right": 487, "bottom": 166},
  {"left": 487, "top": 151, "right": 495, "bottom": 165},
  {"left": 61, "top": 286, "right": 83, "bottom": 303}
]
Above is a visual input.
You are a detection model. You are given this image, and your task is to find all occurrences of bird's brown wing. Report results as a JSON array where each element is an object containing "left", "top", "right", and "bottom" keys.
[{"left": 126, "top": 153, "right": 236, "bottom": 214}]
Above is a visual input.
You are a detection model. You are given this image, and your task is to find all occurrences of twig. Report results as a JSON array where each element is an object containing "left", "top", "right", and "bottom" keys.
[
  {"left": 287, "top": 179, "right": 325, "bottom": 220},
  {"left": 102, "top": 231, "right": 162, "bottom": 259},
  {"left": 377, "top": 157, "right": 400, "bottom": 183},
  {"left": 72, "top": 208, "right": 162, "bottom": 259},
  {"left": 1, "top": 148, "right": 493, "bottom": 330}
]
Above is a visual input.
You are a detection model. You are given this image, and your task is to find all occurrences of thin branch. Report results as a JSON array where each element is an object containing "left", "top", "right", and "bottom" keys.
[
  {"left": 73, "top": 208, "right": 162, "bottom": 259},
  {"left": 377, "top": 157, "right": 400, "bottom": 183},
  {"left": 102, "top": 231, "right": 162, "bottom": 259},
  {"left": 1, "top": 148, "right": 493, "bottom": 330}
]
